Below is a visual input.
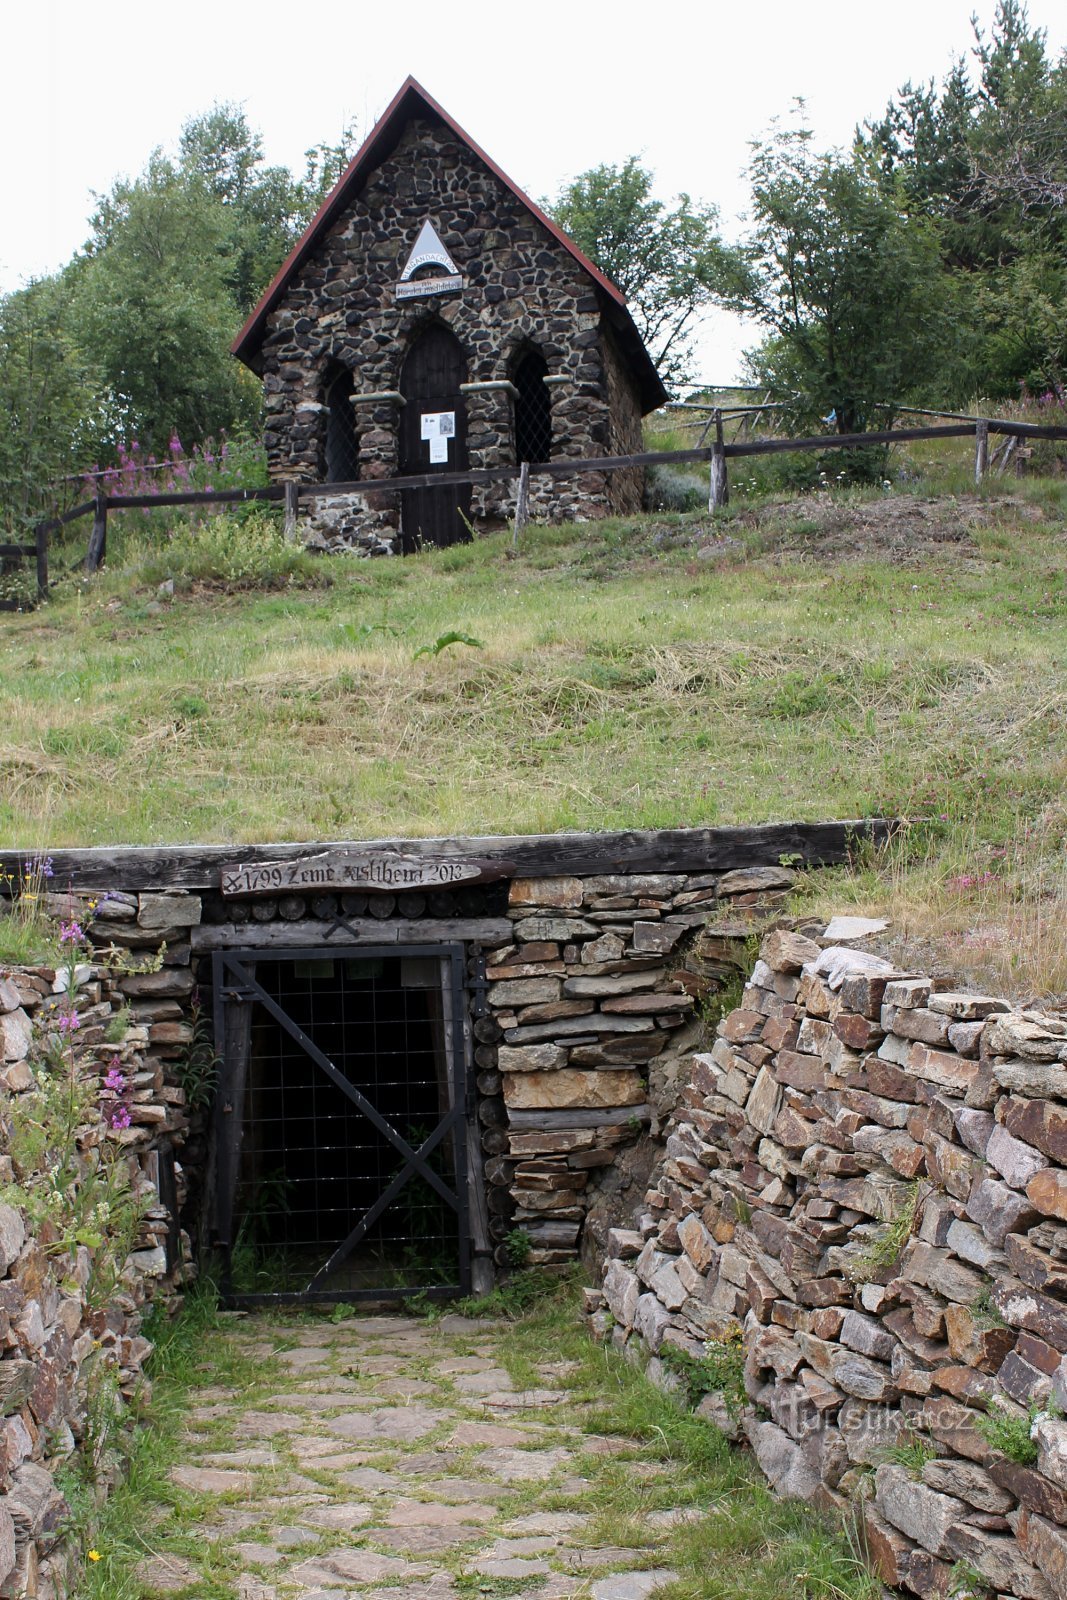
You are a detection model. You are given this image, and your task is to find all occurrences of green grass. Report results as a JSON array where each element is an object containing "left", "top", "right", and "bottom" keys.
[
  {"left": 69, "top": 1286, "right": 278, "bottom": 1600},
  {"left": 3, "top": 480, "right": 1067, "bottom": 992},
  {"left": 68, "top": 1278, "right": 881, "bottom": 1600},
  {"left": 472, "top": 1283, "right": 880, "bottom": 1600}
]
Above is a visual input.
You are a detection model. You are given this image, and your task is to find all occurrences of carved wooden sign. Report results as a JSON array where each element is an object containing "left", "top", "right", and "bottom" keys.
[{"left": 220, "top": 849, "right": 513, "bottom": 898}]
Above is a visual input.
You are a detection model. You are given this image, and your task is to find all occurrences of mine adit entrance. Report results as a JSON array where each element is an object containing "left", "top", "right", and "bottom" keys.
[{"left": 211, "top": 943, "right": 472, "bottom": 1305}]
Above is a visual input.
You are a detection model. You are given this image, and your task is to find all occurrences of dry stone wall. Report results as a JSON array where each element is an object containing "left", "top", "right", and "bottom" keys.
[
  {"left": 480, "top": 866, "right": 797, "bottom": 1268},
  {"left": 596, "top": 928, "right": 1067, "bottom": 1600},
  {"left": 0, "top": 941, "right": 189, "bottom": 1600}
]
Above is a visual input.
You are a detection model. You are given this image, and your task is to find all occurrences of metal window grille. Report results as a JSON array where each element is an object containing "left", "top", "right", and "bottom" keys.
[
  {"left": 324, "top": 370, "right": 361, "bottom": 483},
  {"left": 514, "top": 351, "right": 553, "bottom": 464}
]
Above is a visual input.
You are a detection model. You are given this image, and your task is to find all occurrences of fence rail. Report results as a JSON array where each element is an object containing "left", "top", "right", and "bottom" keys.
[
  {"left": 0, "top": 523, "right": 50, "bottom": 611},
  {"left": 4, "top": 412, "right": 1066, "bottom": 605}
]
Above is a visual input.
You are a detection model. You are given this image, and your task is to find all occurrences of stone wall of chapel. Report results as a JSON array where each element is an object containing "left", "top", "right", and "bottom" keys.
[{"left": 259, "top": 118, "right": 627, "bottom": 527}]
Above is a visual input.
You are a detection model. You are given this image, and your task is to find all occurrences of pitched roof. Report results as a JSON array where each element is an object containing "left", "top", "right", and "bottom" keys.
[{"left": 231, "top": 76, "right": 667, "bottom": 411}]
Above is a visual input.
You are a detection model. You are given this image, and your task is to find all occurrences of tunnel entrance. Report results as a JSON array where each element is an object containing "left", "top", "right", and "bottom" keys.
[{"left": 211, "top": 944, "right": 471, "bottom": 1304}]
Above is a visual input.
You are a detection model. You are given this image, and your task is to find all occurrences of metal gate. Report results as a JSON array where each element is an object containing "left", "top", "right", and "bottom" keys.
[{"left": 211, "top": 944, "right": 471, "bottom": 1305}]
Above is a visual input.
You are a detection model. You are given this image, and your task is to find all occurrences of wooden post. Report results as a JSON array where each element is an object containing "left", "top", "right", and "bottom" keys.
[
  {"left": 513, "top": 461, "right": 530, "bottom": 548},
  {"left": 34, "top": 522, "right": 49, "bottom": 602},
  {"left": 974, "top": 419, "right": 989, "bottom": 485},
  {"left": 85, "top": 495, "right": 108, "bottom": 572},
  {"left": 709, "top": 409, "right": 729, "bottom": 510},
  {"left": 283, "top": 480, "right": 300, "bottom": 542}
]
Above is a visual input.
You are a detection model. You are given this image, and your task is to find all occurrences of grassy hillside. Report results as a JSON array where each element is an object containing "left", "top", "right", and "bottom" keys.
[{"left": 3, "top": 479, "right": 1066, "bottom": 993}]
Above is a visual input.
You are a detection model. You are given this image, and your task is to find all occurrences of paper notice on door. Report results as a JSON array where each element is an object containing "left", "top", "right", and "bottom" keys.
[{"left": 429, "top": 435, "right": 449, "bottom": 463}]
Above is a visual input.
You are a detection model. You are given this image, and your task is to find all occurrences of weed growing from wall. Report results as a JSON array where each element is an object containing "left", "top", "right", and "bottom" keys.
[
  {"left": 660, "top": 1326, "right": 748, "bottom": 1419},
  {"left": 1, "top": 916, "right": 149, "bottom": 1308}
]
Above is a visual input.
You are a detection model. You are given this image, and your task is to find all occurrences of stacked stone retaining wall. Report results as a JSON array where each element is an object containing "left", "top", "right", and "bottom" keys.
[
  {"left": 0, "top": 931, "right": 190, "bottom": 1599},
  {"left": 479, "top": 866, "right": 797, "bottom": 1267},
  {"left": 597, "top": 928, "right": 1067, "bottom": 1600}
]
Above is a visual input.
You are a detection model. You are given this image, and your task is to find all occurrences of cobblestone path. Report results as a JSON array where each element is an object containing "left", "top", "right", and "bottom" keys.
[{"left": 140, "top": 1312, "right": 690, "bottom": 1600}]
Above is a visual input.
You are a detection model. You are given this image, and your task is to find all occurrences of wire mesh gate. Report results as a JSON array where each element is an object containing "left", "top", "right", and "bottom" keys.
[{"left": 211, "top": 944, "right": 471, "bottom": 1305}]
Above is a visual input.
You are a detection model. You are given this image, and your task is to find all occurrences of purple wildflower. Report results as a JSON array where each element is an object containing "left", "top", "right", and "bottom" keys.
[
  {"left": 59, "top": 921, "right": 83, "bottom": 944},
  {"left": 103, "top": 1065, "right": 126, "bottom": 1092},
  {"left": 108, "top": 1106, "right": 132, "bottom": 1131},
  {"left": 57, "top": 1011, "right": 81, "bottom": 1034}
]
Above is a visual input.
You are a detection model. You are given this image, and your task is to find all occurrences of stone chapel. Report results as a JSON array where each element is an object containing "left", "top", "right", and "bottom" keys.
[{"left": 232, "top": 77, "right": 667, "bottom": 551}]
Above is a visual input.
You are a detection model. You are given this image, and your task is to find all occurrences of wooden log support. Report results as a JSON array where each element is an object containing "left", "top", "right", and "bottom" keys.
[
  {"left": 709, "top": 409, "right": 729, "bottom": 510},
  {"left": 84, "top": 495, "right": 107, "bottom": 573},
  {"left": 283, "top": 480, "right": 300, "bottom": 543},
  {"left": 34, "top": 522, "right": 48, "bottom": 600},
  {"left": 1, "top": 820, "right": 894, "bottom": 895},
  {"left": 513, "top": 461, "right": 530, "bottom": 548},
  {"left": 975, "top": 418, "right": 989, "bottom": 485}
]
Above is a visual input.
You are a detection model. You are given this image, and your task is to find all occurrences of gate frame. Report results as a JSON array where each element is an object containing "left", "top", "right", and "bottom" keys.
[{"left": 211, "top": 941, "right": 473, "bottom": 1307}]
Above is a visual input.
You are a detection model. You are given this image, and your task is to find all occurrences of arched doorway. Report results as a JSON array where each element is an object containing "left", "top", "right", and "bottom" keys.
[{"left": 398, "top": 325, "right": 470, "bottom": 551}]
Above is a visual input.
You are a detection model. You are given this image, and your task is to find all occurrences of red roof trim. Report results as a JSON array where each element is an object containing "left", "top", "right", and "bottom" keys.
[{"left": 231, "top": 75, "right": 629, "bottom": 364}]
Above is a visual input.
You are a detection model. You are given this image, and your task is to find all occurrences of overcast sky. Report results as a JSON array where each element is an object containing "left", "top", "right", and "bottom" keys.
[{"left": 4, "top": 0, "right": 1066, "bottom": 381}]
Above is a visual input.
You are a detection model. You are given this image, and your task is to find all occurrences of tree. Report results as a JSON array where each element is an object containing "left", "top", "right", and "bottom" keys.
[
  {"left": 76, "top": 152, "right": 262, "bottom": 450},
  {"left": 176, "top": 103, "right": 360, "bottom": 314},
  {"left": 0, "top": 274, "right": 107, "bottom": 531},
  {"left": 549, "top": 158, "right": 733, "bottom": 387},
  {"left": 71, "top": 106, "right": 361, "bottom": 453},
  {"left": 728, "top": 120, "right": 954, "bottom": 432}
]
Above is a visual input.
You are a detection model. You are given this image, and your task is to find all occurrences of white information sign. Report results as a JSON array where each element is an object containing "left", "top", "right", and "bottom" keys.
[
  {"left": 429, "top": 435, "right": 449, "bottom": 463},
  {"left": 420, "top": 411, "right": 455, "bottom": 440}
]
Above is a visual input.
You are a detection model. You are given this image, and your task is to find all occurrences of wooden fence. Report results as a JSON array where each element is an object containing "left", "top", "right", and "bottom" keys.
[{"left": 5, "top": 412, "right": 1067, "bottom": 605}]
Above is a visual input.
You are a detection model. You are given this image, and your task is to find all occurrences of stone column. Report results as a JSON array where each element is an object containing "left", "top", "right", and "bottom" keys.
[
  {"left": 351, "top": 392, "right": 405, "bottom": 534},
  {"left": 461, "top": 381, "right": 518, "bottom": 521}
]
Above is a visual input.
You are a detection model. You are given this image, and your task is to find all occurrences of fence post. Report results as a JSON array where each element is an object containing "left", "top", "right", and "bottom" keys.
[
  {"left": 513, "top": 461, "right": 530, "bottom": 549},
  {"left": 974, "top": 419, "right": 989, "bottom": 485},
  {"left": 85, "top": 494, "right": 108, "bottom": 572},
  {"left": 283, "top": 481, "right": 300, "bottom": 542},
  {"left": 35, "top": 522, "right": 49, "bottom": 602},
  {"left": 709, "top": 409, "right": 729, "bottom": 510}
]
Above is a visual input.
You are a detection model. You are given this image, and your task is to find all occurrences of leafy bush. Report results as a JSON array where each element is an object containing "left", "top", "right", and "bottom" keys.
[
  {"left": 645, "top": 464, "right": 706, "bottom": 513},
  {"left": 121, "top": 510, "right": 326, "bottom": 590}
]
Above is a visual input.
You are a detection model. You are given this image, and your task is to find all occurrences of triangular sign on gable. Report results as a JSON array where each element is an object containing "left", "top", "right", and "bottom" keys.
[{"left": 399, "top": 220, "right": 459, "bottom": 282}]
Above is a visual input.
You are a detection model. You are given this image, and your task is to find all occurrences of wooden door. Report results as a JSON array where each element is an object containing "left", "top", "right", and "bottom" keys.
[{"left": 398, "top": 326, "right": 471, "bottom": 551}]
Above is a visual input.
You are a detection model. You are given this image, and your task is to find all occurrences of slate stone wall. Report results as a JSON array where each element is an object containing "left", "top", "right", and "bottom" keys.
[
  {"left": 596, "top": 928, "right": 1067, "bottom": 1600},
  {"left": 257, "top": 116, "right": 646, "bottom": 538},
  {"left": 478, "top": 866, "right": 798, "bottom": 1268},
  {"left": 0, "top": 945, "right": 190, "bottom": 1600}
]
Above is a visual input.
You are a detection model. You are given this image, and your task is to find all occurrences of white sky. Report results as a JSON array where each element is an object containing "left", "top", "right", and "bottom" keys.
[{"left": 3, "top": 0, "right": 1065, "bottom": 382}]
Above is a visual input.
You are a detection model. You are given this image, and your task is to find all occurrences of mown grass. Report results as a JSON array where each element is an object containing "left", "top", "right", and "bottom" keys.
[{"left": 3, "top": 478, "right": 1067, "bottom": 993}]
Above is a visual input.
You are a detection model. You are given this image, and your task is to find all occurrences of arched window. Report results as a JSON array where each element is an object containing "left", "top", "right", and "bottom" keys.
[
  {"left": 513, "top": 350, "right": 552, "bottom": 465},
  {"left": 324, "top": 367, "right": 360, "bottom": 483}
]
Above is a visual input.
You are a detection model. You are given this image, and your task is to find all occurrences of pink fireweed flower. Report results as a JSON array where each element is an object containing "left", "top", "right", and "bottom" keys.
[
  {"left": 59, "top": 921, "right": 83, "bottom": 944},
  {"left": 103, "top": 1065, "right": 126, "bottom": 1092},
  {"left": 57, "top": 1011, "right": 81, "bottom": 1034},
  {"left": 108, "top": 1106, "right": 132, "bottom": 1131}
]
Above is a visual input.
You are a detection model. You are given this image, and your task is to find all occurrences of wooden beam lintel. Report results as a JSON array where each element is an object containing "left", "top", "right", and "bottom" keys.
[{"left": 0, "top": 820, "right": 892, "bottom": 894}]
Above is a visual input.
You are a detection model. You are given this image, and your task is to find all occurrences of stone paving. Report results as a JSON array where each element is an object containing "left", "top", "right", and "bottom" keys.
[{"left": 144, "top": 1312, "right": 686, "bottom": 1600}]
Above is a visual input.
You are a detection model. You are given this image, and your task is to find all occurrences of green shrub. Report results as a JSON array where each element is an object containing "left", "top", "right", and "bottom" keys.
[
  {"left": 120, "top": 510, "right": 326, "bottom": 590},
  {"left": 645, "top": 464, "right": 706, "bottom": 513}
]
